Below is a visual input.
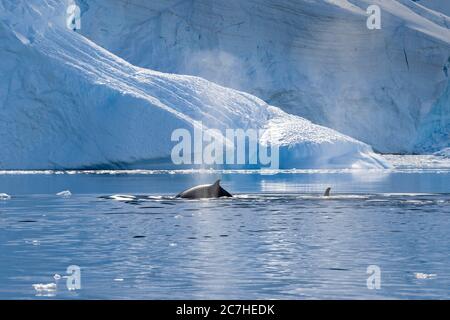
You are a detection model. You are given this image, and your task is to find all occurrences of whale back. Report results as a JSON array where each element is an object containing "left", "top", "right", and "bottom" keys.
[{"left": 176, "top": 180, "right": 232, "bottom": 199}]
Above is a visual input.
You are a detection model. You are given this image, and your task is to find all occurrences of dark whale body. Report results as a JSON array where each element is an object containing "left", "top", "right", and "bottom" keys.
[
  {"left": 176, "top": 180, "right": 232, "bottom": 199},
  {"left": 176, "top": 181, "right": 328, "bottom": 199}
]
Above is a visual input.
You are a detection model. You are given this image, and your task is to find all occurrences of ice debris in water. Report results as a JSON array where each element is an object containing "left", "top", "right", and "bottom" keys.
[
  {"left": 33, "top": 283, "right": 57, "bottom": 292},
  {"left": 0, "top": 0, "right": 391, "bottom": 170},
  {"left": 434, "top": 148, "right": 450, "bottom": 158},
  {"left": 414, "top": 273, "right": 437, "bottom": 279},
  {"left": 53, "top": 274, "right": 62, "bottom": 280},
  {"left": 56, "top": 190, "right": 72, "bottom": 198},
  {"left": 0, "top": 193, "right": 11, "bottom": 200},
  {"left": 110, "top": 194, "right": 136, "bottom": 201}
]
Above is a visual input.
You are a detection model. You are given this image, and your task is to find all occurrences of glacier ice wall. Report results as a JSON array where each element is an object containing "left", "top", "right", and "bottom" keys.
[
  {"left": 0, "top": 0, "right": 387, "bottom": 170},
  {"left": 414, "top": 76, "right": 450, "bottom": 152},
  {"left": 78, "top": 0, "right": 450, "bottom": 153}
]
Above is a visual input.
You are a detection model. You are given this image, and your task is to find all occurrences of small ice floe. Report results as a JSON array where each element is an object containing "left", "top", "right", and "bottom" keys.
[
  {"left": 169, "top": 243, "right": 177, "bottom": 247},
  {"left": 146, "top": 195, "right": 163, "bottom": 200},
  {"left": 414, "top": 272, "right": 437, "bottom": 279},
  {"left": 110, "top": 194, "right": 136, "bottom": 201},
  {"left": 114, "top": 278, "right": 124, "bottom": 282},
  {"left": 0, "top": 193, "right": 11, "bottom": 200},
  {"left": 33, "top": 283, "right": 57, "bottom": 292},
  {"left": 25, "top": 239, "right": 41, "bottom": 246},
  {"left": 56, "top": 190, "right": 72, "bottom": 198},
  {"left": 434, "top": 147, "right": 450, "bottom": 158}
]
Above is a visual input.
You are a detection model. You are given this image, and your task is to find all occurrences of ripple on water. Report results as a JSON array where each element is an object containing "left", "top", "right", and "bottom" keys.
[{"left": 2, "top": 190, "right": 448, "bottom": 299}]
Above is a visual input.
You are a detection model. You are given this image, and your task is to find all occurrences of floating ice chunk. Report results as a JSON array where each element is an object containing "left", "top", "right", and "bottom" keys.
[
  {"left": 114, "top": 278, "right": 124, "bottom": 282},
  {"left": 414, "top": 272, "right": 437, "bottom": 279},
  {"left": 110, "top": 194, "right": 136, "bottom": 201},
  {"left": 53, "top": 274, "right": 62, "bottom": 280},
  {"left": 25, "top": 239, "right": 41, "bottom": 246},
  {"left": 0, "top": 193, "right": 11, "bottom": 200},
  {"left": 0, "top": 0, "right": 390, "bottom": 170},
  {"left": 56, "top": 190, "right": 72, "bottom": 198},
  {"left": 33, "top": 283, "right": 57, "bottom": 292}
]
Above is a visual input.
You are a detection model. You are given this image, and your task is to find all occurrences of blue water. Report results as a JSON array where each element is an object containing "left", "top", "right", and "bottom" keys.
[{"left": 0, "top": 170, "right": 449, "bottom": 299}]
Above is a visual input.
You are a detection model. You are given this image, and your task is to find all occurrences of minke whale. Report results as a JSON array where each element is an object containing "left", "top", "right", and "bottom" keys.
[{"left": 176, "top": 180, "right": 232, "bottom": 199}]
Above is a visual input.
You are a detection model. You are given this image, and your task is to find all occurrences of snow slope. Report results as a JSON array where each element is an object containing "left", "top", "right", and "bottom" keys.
[
  {"left": 0, "top": 0, "right": 387, "bottom": 170},
  {"left": 79, "top": 0, "right": 450, "bottom": 153}
]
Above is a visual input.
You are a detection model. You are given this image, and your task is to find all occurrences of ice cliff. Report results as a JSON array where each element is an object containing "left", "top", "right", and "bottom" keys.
[
  {"left": 0, "top": 0, "right": 389, "bottom": 169},
  {"left": 78, "top": 0, "right": 450, "bottom": 153}
]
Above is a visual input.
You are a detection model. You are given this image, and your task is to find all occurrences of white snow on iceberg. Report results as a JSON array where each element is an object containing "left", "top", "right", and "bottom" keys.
[
  {"left": 78, "top": 0, "right": 450, "bottom": 154},
  {"left": 0, "top": 0, "right": 388, "bottom": 170}
]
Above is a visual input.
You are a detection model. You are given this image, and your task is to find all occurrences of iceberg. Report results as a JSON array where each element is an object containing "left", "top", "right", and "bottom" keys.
[
  {"left": 78, "top": 0, "right": 450, "bottom": 153},
  {"left": 0, "top": 0, "right": 388, "bottom": 170},
  {"left": 32, "top": 283, "right": 57, "bottom": 292}
]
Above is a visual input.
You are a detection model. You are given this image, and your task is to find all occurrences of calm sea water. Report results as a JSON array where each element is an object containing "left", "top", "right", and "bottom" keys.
[{"left": 0, "top": 169, "right": 449, "bottom": 299}]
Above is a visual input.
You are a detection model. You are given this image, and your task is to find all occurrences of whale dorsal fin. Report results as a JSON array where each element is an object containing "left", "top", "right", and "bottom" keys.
[
  {"left": 324, "top": 187, "right": 331, "bottom": 197},
  {"left": 213, "top": 179, "right": 221, "bottom": 188}
]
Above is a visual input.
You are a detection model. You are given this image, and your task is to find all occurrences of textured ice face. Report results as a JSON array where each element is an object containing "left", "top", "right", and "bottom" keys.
[
  {"left": 414, "top": 77, "right": 450, "bottom": 153},
  {"left": 415, "top": 0, "right": 450, "bottom": 16},
  {"left": 0, "top": 0, "right": 388, "bottom": 169},
  {"left": 77, "top": 0, "right": 450, "bottom": 153}
]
